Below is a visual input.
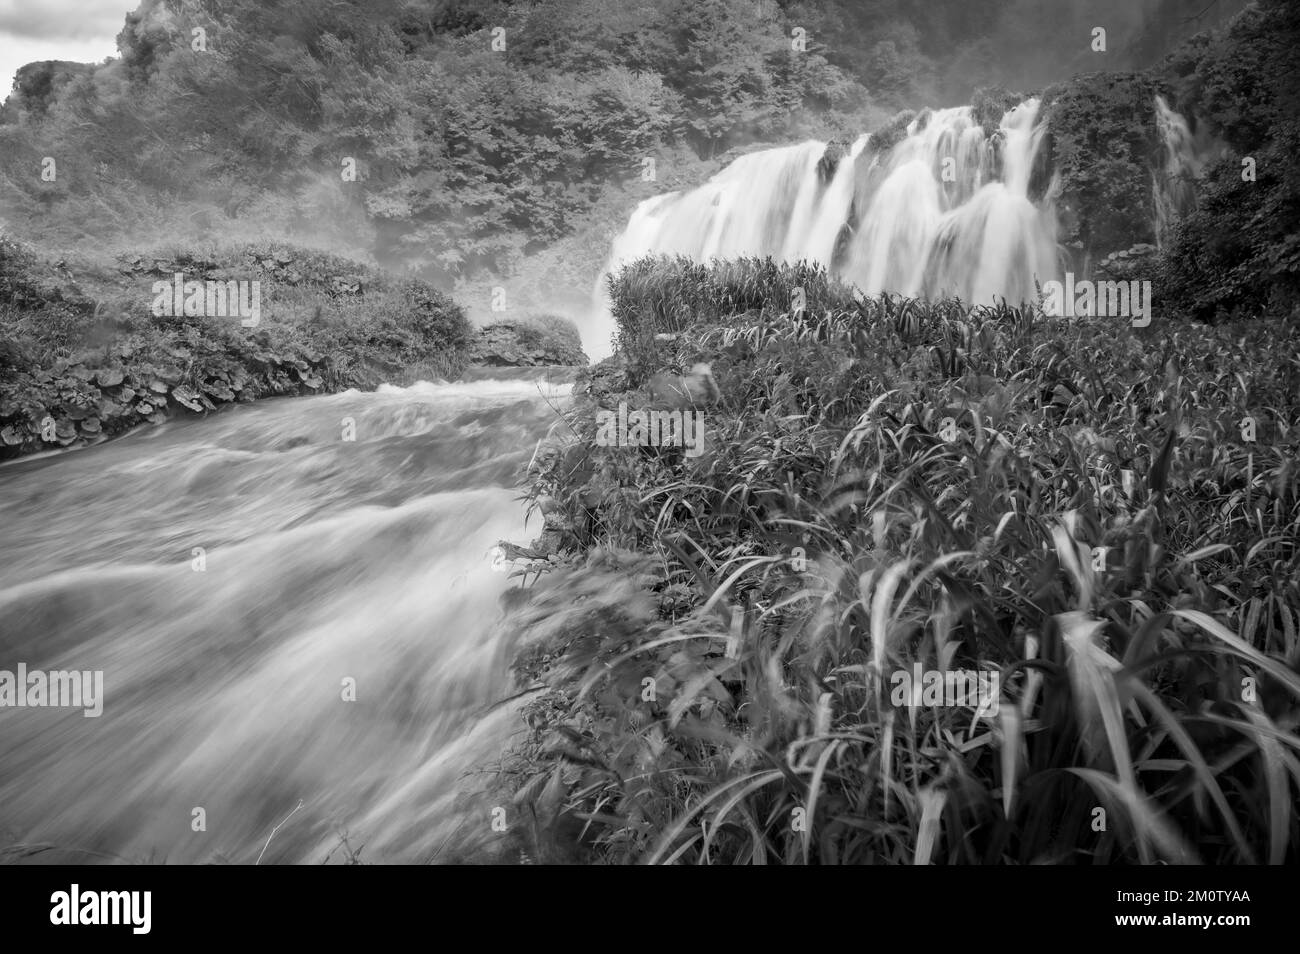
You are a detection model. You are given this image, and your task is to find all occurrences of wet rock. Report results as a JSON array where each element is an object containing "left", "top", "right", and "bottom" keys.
[
  {"left": 469, "top": 317, "right": 588, "bottom": 367},
  {"left": 818, "top": 139, "right": 850, "bottom": 182}
]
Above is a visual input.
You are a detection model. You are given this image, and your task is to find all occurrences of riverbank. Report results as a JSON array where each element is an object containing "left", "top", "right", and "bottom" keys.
[{"left": 0, "top": 236, "right": 591, "bottom": 462}]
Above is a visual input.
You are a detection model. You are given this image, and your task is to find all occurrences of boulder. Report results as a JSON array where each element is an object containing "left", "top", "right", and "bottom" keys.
[{"left": 469, "top": 316, "right": 588, "bottom": 367}]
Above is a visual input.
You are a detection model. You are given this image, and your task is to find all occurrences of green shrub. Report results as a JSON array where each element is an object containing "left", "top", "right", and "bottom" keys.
[
  {"left": 1039, "top": 72, "right": 1163, "bottom": 262},
  {"left": 865, "top": 109, "right": 918, "bottom": 154},
  {"left": 494, "top": 260, "right": 1300, "bottom": 865},
  {"left": 1153, "top": 0, "right": 1300, "bottom": 322},
  {"left": 607, "top": 255, "right": 861, "bottom": 383},
  {"left": 518, "top": 313, "right": 584, "bottom": 354},
  {"left": 0, "top": 237, "right": 473, "bottom": 458},
  {"left": 970, "top": 85, "right": 1024, "bottom": 136}
]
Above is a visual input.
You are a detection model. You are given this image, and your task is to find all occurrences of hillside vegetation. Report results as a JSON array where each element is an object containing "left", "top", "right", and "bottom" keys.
[
  {"left": 0, "top": 0, "right": 1258, "bottom": 294},
  {"left": 0, "top": 237, "right": 472, "bottom": 458}
]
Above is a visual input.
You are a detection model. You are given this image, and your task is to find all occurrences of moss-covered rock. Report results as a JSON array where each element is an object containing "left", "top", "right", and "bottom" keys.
[
  {"left": 469, "top": 314, "right": 588, "bottom": 367},
  {"left": 1039, "top": 71, "right": 1164, "bottom": 269},
  {"left": 971, "top": 85, "right": 1025, "bottom": 137},
  {"left": 0, "top": 237, "right": 473, "bottom": 459}
]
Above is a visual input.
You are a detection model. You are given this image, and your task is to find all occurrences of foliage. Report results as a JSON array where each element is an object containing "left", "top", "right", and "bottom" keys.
[
  {"left": 470, "top": 313, "right": 588, "bottom": 367},
  {"left": 970, "top": 85, "right": 1024, "bottom": 136},
  {"left": 1, "top": 0, "right": 1253, "bottom": 288},
  {"left": 1031, "top": 0, "right": 1299, "bottom": 319},
  {"left": 1040, "top": 72, "right": 1163, "bottom": 262},
  {"left": 865, "top": 109, "right": 918, "bottom": 154},
  {"left": 513, "top": 314, "right": 585, "bottom": 355},
  {"left": 0, "top": 0, "right": 863, "bottom": 280},
  {"left": 607, "top": 254, "right": 859, "bottom": 384},
  {"left": 494, "top": 257, "right": 1300, "bottom": 865},
  {"left": 1153, "top": 0, "right": 1300, "bottom": 322},
  {"left": 0, "top": 236, "right": 472, "bottom": 458}
]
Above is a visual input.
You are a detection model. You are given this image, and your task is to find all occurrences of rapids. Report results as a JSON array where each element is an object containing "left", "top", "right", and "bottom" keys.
[{"left": 0, "top": 377, "right": 569, "bottom": 864}]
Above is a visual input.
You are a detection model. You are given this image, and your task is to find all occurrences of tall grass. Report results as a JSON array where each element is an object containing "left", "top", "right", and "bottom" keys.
[
  {"left": 607, "top": 255, "right": 859, "bottom": 384},
  {"left": 493, "top": 257, "right": 1300, "bottom": 865}
]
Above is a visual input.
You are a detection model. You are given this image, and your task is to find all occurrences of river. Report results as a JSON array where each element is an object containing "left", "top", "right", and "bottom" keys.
[{"left": 0, "top": 375, "right": 570, "bottom": 863}]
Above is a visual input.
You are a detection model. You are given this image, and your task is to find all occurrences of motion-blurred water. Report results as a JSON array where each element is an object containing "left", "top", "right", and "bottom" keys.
[
  {"left": 0, "top": 376, "right": 570, "bottom": 863},
  {"left": 598, "top": 99, "right": 1060, "bottom": 310}
]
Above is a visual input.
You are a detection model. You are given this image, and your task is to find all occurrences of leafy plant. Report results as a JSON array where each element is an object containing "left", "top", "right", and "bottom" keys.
[{"left": 493, "top": 256, "right": 1300, "bottom": 865}]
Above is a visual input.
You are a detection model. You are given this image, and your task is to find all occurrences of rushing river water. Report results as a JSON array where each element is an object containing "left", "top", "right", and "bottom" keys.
[{"left": 0, "top": 375, "right": 570, "bottom": 864}]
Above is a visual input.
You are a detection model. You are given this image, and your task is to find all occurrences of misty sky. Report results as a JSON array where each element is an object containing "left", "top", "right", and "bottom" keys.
[{"left": 0, "top": 0, "right": 132, "bottom": 96}]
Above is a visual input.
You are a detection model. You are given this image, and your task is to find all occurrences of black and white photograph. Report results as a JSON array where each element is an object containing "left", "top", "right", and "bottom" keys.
[{"left": 0, "top": 0, "right": 1296, "bottom": 911}]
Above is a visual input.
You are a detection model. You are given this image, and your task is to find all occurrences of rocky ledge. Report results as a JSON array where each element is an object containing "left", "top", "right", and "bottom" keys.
[{"left": 469, "top": 316, "right": 589, "bottom": 368}]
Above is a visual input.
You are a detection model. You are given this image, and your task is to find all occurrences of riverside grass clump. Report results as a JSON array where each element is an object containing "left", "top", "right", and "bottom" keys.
[
  {"left": 608, "top": 255, "right": 858, "bottom": 385},
  {"left": 489, "top": 255, "right": 1300, "bottom": 866},
  {"left": 0, "top": 237, "right": 473, "bottom": 458}
]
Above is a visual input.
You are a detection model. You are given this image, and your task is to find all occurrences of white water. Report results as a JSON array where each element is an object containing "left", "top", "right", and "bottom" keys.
[
  {"left": 596, "top": 99, "right": 1062, "bottom": 323},
  {"left": 0, "top": 378, "right": 568, "bottom": 863},
  {"left": 1153, "top": 94, "right": 1221, "bottom": 247}
]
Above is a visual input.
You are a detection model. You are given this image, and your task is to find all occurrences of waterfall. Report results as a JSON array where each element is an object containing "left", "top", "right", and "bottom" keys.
[
  {"left": 1153, "top": 94, "right": 1220, "bottom": 247},
  {"left": 594, "top": 98, "right": 1063, "bottom": 331}
]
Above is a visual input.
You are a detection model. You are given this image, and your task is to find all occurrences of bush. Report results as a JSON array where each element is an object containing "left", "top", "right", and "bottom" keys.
[
  {"left": 1153, "top": 0, "right": 1300, "bottom": 322},
  {"left": 1039, "top": 72, "right": 1164, "bottom": 263},
  {"left": 0, "top": 237, "right": 473, "bottom": 458},
  {"left": 970, "top": 85, "right": 1024, "bottom": 136},
  {"left": 607, "top": 255, "right": 861, "bottom": 383},
  {"left": 492, "top": 258, "right": 1300, "bottom": 865},
  {"left": 517, "top": 313, "right": 584, "bottom": 354}
]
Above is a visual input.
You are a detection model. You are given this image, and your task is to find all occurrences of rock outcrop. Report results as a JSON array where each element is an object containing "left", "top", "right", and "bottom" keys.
[{"left": 469, "top": 316, "right": 588, "bottom": 367}]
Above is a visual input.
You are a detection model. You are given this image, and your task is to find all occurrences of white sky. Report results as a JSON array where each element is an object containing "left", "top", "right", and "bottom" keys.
[{"left": 0, "top": 0, "right": 134, "bottom": 98}]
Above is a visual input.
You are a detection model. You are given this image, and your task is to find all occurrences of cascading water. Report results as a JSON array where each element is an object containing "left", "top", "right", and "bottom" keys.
[
  {"left": 1153, "top": 94, "right": 1221, "bottom": 247},
  {"left": 596, "top": 99, "right": 1062, "bottom": 323},
  {"left": 0, "top": 377, "right": 569, "bottom": 863}
]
